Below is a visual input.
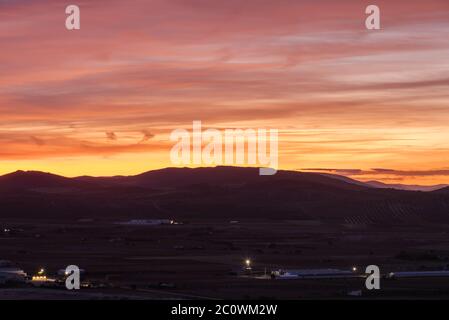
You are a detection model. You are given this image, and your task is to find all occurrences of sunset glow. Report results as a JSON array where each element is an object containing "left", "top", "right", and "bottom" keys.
[{"left": 1, "top": 0, "right": 449, "bottom": 184}]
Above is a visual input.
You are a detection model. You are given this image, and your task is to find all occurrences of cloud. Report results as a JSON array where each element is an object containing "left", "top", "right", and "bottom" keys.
[
  {"left": 105, "top": 131, "right": 117, "bottom": 141},
  {"left": 302, "top": 168, "right": 449, "bottom": 177},
  {"left": 300, "top": 168, "right": 364, "bottom": 175},
  {"left": 0, "top": 0, "right": 448, "bottom": 182},
  {"left": 140, "top": 130, "right": 155, "bottom": 142},
  {"left": 29, "top": 136, "right": 45, "bottom": 146},
  {"left": 371, "top": 169, "right": 449, "bottom": 177}
]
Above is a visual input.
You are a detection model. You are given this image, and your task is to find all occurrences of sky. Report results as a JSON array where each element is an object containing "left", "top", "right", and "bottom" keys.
[{"left": 0, "top": 0, "right": 448, "bottom": 185}]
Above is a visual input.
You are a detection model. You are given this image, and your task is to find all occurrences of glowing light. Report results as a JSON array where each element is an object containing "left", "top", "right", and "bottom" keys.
[{"left": 32, "top": 275, "right": 47, "bottom": 281}]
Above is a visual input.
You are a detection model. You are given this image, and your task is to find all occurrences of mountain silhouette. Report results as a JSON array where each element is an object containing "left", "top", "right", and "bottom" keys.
[
  {"left": 0, "top": 167, "right": 448, "bottom": 225},
  {"left": 0, "top": 170, "right": 96, "bottom": 191},
  {"left": 432, "top": 186, "right": 449, "bottom": 194},
  {"left": 365, "top": 180, "right": 448, "bottom": 192}
]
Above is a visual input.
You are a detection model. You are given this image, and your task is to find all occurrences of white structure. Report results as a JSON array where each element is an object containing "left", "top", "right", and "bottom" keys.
[
  {"left": 347, "top": 290, "right": 363, "bottom": 297},
  {"left": 387, "top": 270, "right": 449, "bottom": 279},
  {"left": 0, "top": 260, "right": 27, "bottom": 284},
  {"left": 272, "top": 268, "right": 355, "bottom": 279},
  {"left": 118, "top": 219, "right": 174, "bottom": 226},
  {"left": 57, "top": 268, "right": 85, "bottom": 276}
]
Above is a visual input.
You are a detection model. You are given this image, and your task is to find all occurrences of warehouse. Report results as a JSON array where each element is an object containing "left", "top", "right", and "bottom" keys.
[
  {"left": 387, "top": 270, "right": 449, "bottom": 279},
  {"left": 271, "top": 268, "right": 357, "bottom": 279},
  {"left": 0, "top": 260, "right": 27, "bottom": 285}
]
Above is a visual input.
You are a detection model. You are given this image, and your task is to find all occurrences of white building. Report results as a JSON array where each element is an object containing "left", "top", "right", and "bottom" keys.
[
  {"left": 0, "top": 260, "right": 27, "bottom": 284},
  {"left": 272, "top": 268, "right": 355, "bottom": 279},
  {"left": 118, "top": 219, "right": 174, "bottom": 226},
  {"left": 387, "top": 270, "right": 449, "bottom": 279}
]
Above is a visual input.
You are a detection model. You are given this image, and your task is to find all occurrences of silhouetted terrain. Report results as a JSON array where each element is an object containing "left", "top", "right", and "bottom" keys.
[
  {"left": 0, "top": 167, "right": 448, "bottom": 225},
  {"left": 2, "top": 167, "right": 449, "bottom": 300},
  {"left": 365, "top": 180, "right": 449, "bottom": 192}
]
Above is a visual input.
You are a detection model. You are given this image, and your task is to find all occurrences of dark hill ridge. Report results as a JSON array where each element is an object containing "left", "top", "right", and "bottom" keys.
[
  {"left": 0, "top": 170, "right": 69, "bottom": 187},
  {"left": 433, "top": 186, "right": 449, "bottom": 194},
  {"left": 365, "top": 180, "right": 449, "bottom": 192},
  {"left": 0, "top": 167, "right": 448, "bottom": 225},
  {"left": 0, "top": 170, "right": 97, "bottom": 191},
  {"left": 74, "top": 166, "right": 370, "bottom": 190}
]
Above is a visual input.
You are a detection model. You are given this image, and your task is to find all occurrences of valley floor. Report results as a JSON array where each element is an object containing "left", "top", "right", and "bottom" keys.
[{"left": 2, "top": 218, "right": 449, "bottom": 299}]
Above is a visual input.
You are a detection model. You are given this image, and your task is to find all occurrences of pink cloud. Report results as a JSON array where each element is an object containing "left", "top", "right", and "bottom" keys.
[{"left": 0, "top": 0, "right": 448, "bottom": 182}]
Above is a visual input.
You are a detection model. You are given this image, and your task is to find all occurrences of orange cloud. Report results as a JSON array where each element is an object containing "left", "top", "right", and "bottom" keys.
[{"left": 0, "top": 0, "right": 448, "bottom": 183}]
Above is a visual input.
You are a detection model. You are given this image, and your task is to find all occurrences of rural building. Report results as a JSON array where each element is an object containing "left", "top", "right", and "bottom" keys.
[
  {"left": 272, "top": 268, "right": 356, "bottom": 279},
  {"left": 0, "top": 260, "right": 27, "bottom": 284}
]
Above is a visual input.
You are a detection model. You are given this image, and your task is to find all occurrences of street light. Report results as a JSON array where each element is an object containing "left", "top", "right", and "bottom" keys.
[{"left": 245, "top": 259, "right": 252, "bottom": 270}]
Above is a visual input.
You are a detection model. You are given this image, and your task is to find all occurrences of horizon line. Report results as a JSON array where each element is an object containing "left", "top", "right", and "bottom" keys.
[{"left": 1, "top": 165, "right": 448, "bottom": 188}]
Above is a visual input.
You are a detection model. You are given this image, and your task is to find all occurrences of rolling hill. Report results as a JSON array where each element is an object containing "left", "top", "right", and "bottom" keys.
[
  {"left": 365, "top": 180, "right": 448, "bottom": 192},
  {"left": 0, "top": 167, "right": 448, "bottom": 225}
]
